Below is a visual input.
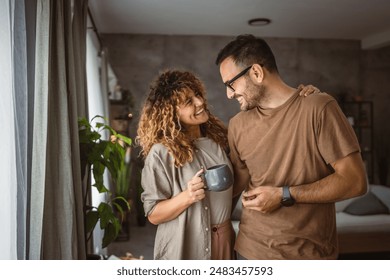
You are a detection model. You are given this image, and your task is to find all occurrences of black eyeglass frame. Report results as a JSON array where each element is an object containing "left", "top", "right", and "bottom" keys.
[{"left": 224, "top": 65, "right": 253, "bottom": 92}]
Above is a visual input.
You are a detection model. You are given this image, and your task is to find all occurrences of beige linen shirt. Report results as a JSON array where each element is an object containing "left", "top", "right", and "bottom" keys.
[
  {"left": 141, "top": 137, "right": 233, "bottom": 260},
  {"left": 229, "top": 91, "right": 360, "bottom": 259}
]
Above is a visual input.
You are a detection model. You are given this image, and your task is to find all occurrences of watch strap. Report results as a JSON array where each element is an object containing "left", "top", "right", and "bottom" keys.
[
  {"left": 281, "top": 185, "right": 295, "bottom": 207},
  {"left": 283, "top": 185, "right": 290, "bottom": 199}
]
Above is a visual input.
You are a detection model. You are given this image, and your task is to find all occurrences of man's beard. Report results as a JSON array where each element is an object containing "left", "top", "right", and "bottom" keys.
[{"left": 239, "top": 81, "right": 266, "bottom": 111}]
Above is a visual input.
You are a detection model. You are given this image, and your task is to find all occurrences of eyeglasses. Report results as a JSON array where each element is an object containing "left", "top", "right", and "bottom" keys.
[{"left": 224, "top": 65, "right": 252, "bottom": 92}]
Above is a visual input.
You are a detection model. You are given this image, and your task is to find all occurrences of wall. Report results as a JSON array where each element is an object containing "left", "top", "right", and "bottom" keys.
[
  {"left": 362, "top": 46, "right": 390, "bottom": 184},
  {"left": 101, "top": 34, "right": 390, "bottom": 184}
]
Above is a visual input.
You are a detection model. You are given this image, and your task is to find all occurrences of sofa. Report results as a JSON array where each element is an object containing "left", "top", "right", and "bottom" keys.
[
  {"left": 335, "top": 184, "right": 390, "bottom": 254},
  {"left": 231, "top": 184, "right": 390, "bottom": 255}
]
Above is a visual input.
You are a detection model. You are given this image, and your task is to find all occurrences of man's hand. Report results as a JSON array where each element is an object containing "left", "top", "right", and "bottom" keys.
[{"left": 242, "top": 186, "right": 283, "bottom": 213}]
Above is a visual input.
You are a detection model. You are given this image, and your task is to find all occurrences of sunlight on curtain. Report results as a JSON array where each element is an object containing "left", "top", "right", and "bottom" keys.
[
  {"left": 0, "top": 0, "right": 18, "bottom": 260},
  {"left": 86, "top": 28, "right": 110, "bottom": 255},
  {"left": 29, "top": 0, "right": 50, "bottom": 260},
  {"left": 13, "top": 0, "right": 29, "bottom": 260}
]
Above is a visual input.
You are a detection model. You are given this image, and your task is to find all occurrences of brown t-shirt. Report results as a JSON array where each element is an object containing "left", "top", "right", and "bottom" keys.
[{"left": 228, "top": 91, "right": 360, "bottom": 259}]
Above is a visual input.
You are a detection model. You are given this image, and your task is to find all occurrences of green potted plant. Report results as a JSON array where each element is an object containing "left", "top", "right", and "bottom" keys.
[
  {"left": 78, "top": 115, "right": 132, "bottom": 250},
  {"left": 113, "top": 152, "right": 133, "bottom": 241},
  {"left": 115, "top": 153, "right": 132, "bottom": 205}
]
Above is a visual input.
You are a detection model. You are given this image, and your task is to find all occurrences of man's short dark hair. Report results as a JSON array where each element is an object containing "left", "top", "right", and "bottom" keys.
[{"left": 215, "top": 34, "right": 279, "bottom": 73}]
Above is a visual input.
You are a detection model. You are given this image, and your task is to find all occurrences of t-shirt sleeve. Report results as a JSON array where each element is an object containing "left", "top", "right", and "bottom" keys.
[
  {"left": 141, "top": 152, "right": 173, "bottom": 216},
  {"left": 317, "top": 100, "right": 361, "bottom": 164}
]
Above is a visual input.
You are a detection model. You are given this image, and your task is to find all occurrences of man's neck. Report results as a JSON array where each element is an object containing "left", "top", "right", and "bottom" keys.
[{"left": 260, "top": 78, "right": 296, "bottom": 109}]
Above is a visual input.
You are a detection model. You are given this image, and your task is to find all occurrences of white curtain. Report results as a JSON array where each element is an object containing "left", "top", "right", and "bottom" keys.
[
  {"left": 0, "top": 0, "right": 32, "bottom": 260},
  {"left": 25, "top": 0, "right": 37, "bottom": 260},
  {"left": 86, "top": 26, "right": 111, "bottom": 255},
  {"left": 29, "top": 0, "right": 50, "bottom": 259},
  {"left": 13, "top": 0, "right": 29, "bottom": 260},
  {"left": 0, "top": 0, "right": 18, "bottom": 260}
]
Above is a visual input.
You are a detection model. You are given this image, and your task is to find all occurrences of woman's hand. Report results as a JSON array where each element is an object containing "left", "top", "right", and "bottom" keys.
[
  {"left": 185, "top": 169, "right": 206, "bottom": 204},
  {"left": 298, "top": 84, "right": 321, "bottom": 96}
]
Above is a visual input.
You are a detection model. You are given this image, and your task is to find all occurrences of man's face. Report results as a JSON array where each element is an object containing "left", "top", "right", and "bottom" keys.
[{"left": 219, "top": 57, "right": 265, "bottom": 111}]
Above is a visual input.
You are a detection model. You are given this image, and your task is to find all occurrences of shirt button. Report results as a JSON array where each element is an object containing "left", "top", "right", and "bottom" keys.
[
  {"left": 204, "top": 206, "right": 208, "bottom": 210},
  {"left": 205, "top": 248, "right": 209, "bottom": 252},
  {"left": 205, "top": 227, "right": 209, "bottom": 231}
]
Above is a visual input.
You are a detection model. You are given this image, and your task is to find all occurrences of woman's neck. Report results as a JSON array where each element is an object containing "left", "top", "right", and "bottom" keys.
[{"left": 185, "top": 125, "right": 202, "bottom": 141}]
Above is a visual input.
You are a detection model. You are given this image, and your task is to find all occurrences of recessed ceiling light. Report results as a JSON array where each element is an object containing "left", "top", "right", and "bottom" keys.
[{"left": 248, "top": 18, "right": 271, "bottom": 26}]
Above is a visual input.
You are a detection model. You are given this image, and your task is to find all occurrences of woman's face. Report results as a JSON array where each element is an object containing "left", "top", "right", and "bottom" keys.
[{"left": 177, "top": 89, "right": 209, "bottom": 128}]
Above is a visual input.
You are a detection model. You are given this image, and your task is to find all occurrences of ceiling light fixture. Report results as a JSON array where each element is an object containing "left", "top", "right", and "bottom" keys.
[{"left": 248, "top": 18, "right": 271, "bottom": 26}]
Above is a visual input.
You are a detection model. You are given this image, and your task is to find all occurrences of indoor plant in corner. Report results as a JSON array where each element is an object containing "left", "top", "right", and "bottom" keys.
[
  {"left": 78, "top": 115, "right": 132, "bottom": 253},
  {"left": 113, "top": 150, "right": 133, "bottom": 241}
]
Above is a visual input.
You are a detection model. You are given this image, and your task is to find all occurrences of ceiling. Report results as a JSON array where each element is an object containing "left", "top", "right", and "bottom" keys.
[{"left": 88, "top": 0, "right": 390, "bottom": 49}]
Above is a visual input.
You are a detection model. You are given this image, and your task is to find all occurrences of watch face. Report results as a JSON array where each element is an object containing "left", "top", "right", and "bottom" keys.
[
  {"left": 281, "top": 198, "right": 295, "bottom": 207},
  {"left": 281, "top": 186, "right": 295, "bottom": 207}
]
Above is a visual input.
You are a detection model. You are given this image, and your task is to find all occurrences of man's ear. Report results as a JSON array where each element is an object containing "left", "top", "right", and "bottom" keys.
[{"left": 251, "top": 64, "right": 264, "bottom": 83}]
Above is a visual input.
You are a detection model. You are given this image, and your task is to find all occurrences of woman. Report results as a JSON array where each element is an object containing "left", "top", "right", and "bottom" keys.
[{"left": 137, "top": 70, "right": 234, "bottom": 260}]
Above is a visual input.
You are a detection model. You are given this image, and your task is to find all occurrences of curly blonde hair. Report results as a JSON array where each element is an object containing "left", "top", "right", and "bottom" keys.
[{"left": 137, "top": 70, "right": 228, "bottom": 167}]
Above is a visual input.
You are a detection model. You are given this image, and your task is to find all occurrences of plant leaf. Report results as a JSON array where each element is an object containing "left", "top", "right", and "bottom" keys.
[
  {"left": 78, "top": 117, "right": 91, "bottom": 129},
  {"left": 91, "top": 115, "right": 106, "bottom": 123},
  {"left": 95, "top": 122, "right": 105, "bottom": 129},
  {"left": 102, "top": 222, "right": 118, "bottom": 248},
  {"left": 116, "top": 133, "right": 132, "bottom": 146},
  {"left": 112, "top": 196, "right": 130, "bottom": 220},
  {"left": 86, "top": 210, "right": 99, "bottom": 234},
  {"left": 98, "top": 202, "right": 114, "bottom": 228}
]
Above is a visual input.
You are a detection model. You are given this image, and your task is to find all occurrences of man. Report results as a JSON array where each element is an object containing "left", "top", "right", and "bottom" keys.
[{"left": 215, "top": 34, "right": 367, "bottom": 259}]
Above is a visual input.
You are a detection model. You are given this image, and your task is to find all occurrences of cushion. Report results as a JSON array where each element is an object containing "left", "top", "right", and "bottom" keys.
[
  {"left": 344, "top": 191, "right": 390, "bottom": 215},
  {"left": 370, "top": 184, "right": 390, "bottom": 210},
  {"left": 335, "top": 185, "right": 370, "bottom": 212},
  {"left": 335, "top": 196, "right": 360, "bottom": 212}
]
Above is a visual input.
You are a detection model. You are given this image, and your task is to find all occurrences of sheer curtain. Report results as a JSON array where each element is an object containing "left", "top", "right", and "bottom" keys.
[
  {"left": 0, "top": 0, "right": 34, "bottom": 260},
  {"left": 29, "top": 0, "right": 50, "bottom": 259},
  {"left": 25, "top": 0, "right": 37, "bottom": 260},
  {"left": 0, "top": 0, "right": 18, "bottom": 260},
  {"left": 13, "top": 0, "right": 29, "bottom": 260},
  {"left": 86, "top": 27, "right": 111, "bottom": 256}
]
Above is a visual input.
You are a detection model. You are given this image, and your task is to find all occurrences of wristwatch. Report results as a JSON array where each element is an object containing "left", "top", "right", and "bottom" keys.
[{"left": 281, "top": 185, "right": 295, "bottom": 207}]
